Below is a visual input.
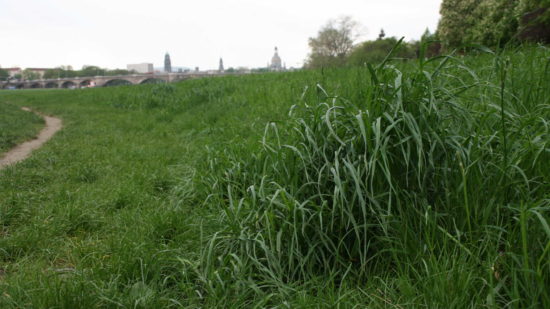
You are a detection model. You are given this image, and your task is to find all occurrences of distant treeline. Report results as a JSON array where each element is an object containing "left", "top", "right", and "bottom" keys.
[
  {"left": 42, "top": 66, "right": 134, "bottom": 79},
  {"left": 0, "top": 66, "right": 136, "bottom": 82},
  {"left": 306, "top": 0, "right": 549, "bottom": 69}
]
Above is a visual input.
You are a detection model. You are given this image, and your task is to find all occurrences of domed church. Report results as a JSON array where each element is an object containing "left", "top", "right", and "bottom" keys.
[{"left": 269, "top": 47, "right": 283, "bottom": 71}]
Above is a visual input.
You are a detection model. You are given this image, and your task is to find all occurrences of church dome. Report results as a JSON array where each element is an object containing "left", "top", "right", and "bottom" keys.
[{"left": 270, "top": 47, "right": 282, "bottom": 71}]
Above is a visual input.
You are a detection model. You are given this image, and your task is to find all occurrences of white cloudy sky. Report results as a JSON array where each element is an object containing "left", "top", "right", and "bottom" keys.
[{"left": 0, "top": 0, "right": 442, "bottom": 70}]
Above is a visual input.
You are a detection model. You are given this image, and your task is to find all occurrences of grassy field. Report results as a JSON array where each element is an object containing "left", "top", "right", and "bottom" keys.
[
  {"left": 0, "top": 102, "right": 44, "bottom": 153},
  {"left": 0, "top": 46, "right": 549, "bottom": 308}
]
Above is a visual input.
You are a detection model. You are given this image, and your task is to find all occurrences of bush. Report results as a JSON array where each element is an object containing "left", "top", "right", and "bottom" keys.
[{"left": 347, "top": 37, "right": 417, "bottom": 66}]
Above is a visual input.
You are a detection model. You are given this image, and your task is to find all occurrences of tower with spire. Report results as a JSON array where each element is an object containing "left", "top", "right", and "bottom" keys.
[
  {"left": 219, "top": 58, "right": 224, "bottom": 73},
  {"left": 164, "top": 52, "right": 172, "bottom": 73}
]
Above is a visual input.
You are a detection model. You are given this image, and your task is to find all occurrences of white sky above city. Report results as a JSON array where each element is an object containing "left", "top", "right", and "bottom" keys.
[{"left": 0, "top": 0, "right": 442, "bottom": 70}]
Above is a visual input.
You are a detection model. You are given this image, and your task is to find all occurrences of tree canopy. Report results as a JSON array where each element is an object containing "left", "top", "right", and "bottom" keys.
[
  {"left": 306, "top": 16, "right": 359, "bottom": 68},
  {"left": 347, "top": 37, "right": 417, "bottom": 66},
  {"left": 306, "top": 2, "right": 550, "bottom": 70},
  {"left": 42, "top": 66, "right": 134, "bottom": 79},
  {"left": 437, "top": 0, "right": 550, "bottom": 48},
  {"left": 22, "top": 69, "right": 41, "bottom": 81},
  {"left": 0, "top": 68, "right": 9, "bottom": 81}
]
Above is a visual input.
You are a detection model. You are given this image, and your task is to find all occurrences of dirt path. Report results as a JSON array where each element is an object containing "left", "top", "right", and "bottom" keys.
[{"left": 0, "top": 107, "right": 63, "bottom": 170}]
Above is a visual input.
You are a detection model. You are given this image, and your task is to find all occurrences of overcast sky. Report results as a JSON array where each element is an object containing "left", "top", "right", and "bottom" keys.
[{"left": 0, "top": 0, "right": 442, "bottom": 70}]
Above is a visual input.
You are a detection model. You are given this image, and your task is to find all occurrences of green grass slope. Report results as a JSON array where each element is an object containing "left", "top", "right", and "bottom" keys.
[
  {"left": 0, "top": 102, "right": 44, "bottom": 153},
  {"left": 0, "top": 46, "right": 549, "bottom": 308}
]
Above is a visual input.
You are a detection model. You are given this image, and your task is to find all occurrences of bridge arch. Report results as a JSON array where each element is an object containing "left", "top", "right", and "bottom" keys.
[
  {"left": 139, "top": 78, "right": 165, "bottom": 85},
  {"left": 103, "top": 79, "right": 132, "bottom": 87},
  {"left": 61, "top": 81, "right": 77, "bottom": 89},
  {"left": 30, "top": 83, "right": 42, "bottom": 89},
  {"left": 45, "top": 82, "right": 59, "bottom": 88},
  {"left": 80, "top": 80, "right": 93, "bottom": 87}
]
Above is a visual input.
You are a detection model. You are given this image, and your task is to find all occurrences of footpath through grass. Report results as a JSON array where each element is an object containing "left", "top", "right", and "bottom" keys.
[
  {"left": 0, "top": 46, "right": 549, "bottom": 308},
  {"left": 0, "top": 102, "right": 44, "bottom": 153}
]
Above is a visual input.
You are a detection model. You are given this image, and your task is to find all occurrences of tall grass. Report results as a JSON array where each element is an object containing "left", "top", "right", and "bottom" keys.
[{"left": 196, "top": 46, "right": 550, "bottom": 307}]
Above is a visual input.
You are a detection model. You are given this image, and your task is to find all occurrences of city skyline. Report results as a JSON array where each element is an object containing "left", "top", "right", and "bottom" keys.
[{"left": 0, "top": 0, "right": 442, "bottom": 70}]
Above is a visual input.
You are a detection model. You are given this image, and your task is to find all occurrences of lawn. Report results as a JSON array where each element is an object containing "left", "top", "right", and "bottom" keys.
[{"left": 0, "top": 46, "right": 549, "bottom": 308}]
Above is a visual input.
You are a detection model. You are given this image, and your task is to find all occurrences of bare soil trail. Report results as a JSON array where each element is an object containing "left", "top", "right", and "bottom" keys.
[{"left": 0, "top": 107, "right": 63, "bottom": 170}]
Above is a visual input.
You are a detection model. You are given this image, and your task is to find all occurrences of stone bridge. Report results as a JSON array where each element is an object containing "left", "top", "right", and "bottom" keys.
[{"left": 0, "top": 72, "right": 232, "bottom": 89}]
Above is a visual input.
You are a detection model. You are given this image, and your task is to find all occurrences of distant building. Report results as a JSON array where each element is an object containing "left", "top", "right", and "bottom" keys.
[
  {"left": 219, "top": 58, "right": 224, "bottom": 73},
  {"left": 127, "top": 63, "right": 154, "bottom": 74},
  {"left": 164, "top": 52, "right": 172, "bottom": 73},
  {"left": 4, "top": 67, "right": 22, "bottom": 78},
  {"left": 269, "top": 47, "right": 283, "bottom": 71}
]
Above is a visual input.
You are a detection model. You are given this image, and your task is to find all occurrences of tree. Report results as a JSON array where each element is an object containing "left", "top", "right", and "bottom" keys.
[
  {"left": 306, "top": 16, "right": 360, "bottom": 69},
  {"left": 0, "top": 68, "right": 9, "bottom": 81},
  {"left": 80, "top": 66, "right": 104, "bottom": 77},
  {"left": 22, "top": 69, "right": 40, "bottom": 81},
  {"left": 437, "top": 0, "right": 480, "bottom": 48},
  {"left": 437, "top": 0, "right": 549, "bottom": 48},
  {"left": 43, "top": 68, "right": 65, "bottom": 79},
  {"left": 105, "top": 69, "right": 131, "bottom": 76},
  {"left": 420, "top": 28, "right": 441, "bottom": 58},
  {"left": 469, "top": 0, "right": 519, "bottom": 47},
  {"left": 347, "top": 37, "right": 416, "bottom": 66},
  {"left": 378, "top": 29, "right": 386, "bottom": 40}
]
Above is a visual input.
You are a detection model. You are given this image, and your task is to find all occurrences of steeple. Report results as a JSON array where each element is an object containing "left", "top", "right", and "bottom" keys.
[
  {"left": 219, "top": 58, "right": 224, "bottom": 72},
  {"left": 378, "top": 29, "right": 386, "bottom": 40},
  {"left": 164, "top": 52, "right": 172, "bottom": 73}
]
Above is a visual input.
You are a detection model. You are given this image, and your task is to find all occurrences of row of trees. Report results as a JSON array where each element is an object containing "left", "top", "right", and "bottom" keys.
[
  {"left": 42, "top": 66, "right": 133, "bottom": 80},
  {"left": 0, "top": 66, "right": 134, "bottom": 82},
  {"left": 305, "top": 18, "right": 424, "bottom": 69},
  {"left": 0, "top": 69, "right": 45, "bottom": 81},
  {"left": 306, "top": 1, "right": 549, "bottom": 69}
]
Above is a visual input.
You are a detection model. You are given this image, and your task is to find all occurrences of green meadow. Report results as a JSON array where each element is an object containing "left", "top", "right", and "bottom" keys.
[
  {"left": 0, "top": 103, "right": 43, "bottom": 153},
  {"left": 0, "top": 47, "right": 549, "bottom": 308}
]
